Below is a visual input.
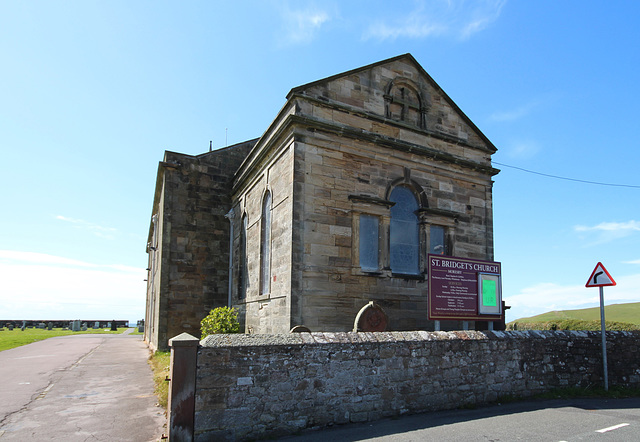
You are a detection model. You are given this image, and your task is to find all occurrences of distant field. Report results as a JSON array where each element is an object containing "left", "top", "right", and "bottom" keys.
[
  {"left": 0, "top": 327, "right": 130, "bottom": 352},
  {"left": 512, "top": 302, "right": 640, "bottom": 326}
]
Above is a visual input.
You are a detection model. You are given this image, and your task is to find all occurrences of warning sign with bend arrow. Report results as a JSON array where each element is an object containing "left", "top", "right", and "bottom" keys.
[{"left": 585, "top": 262, "right": 616, "bottom": 287}]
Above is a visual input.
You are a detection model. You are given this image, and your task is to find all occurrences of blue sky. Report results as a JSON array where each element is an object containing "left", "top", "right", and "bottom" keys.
[{"left": 1, "top": 1, "right": 638, "bottom": 323}]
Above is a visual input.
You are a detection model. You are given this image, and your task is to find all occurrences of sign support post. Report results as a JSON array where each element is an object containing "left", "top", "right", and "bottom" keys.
[
  {"left": 599, "top": 286, "right": 608, "bottom": 391},
  {"left": 585, "top": 262, "right": 616, "bottom": 392}
]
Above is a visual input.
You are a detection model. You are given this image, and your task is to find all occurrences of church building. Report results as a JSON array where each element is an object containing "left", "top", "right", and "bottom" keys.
[{"left": 145, "top": 54, "right": 499, "bottom": 351}]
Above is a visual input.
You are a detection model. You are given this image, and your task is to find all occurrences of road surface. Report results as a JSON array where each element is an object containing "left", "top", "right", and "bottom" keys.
[
  {"left": 281, "top": 397, "right": 640, "bottom": 441},
  {"left": 0, "top": 332, "right": 165, "bottom": 441}
]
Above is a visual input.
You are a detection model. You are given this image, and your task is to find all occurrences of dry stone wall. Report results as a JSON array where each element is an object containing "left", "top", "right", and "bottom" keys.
[{"left": 192, "top": 330, "right": 640, "bottom": 441}]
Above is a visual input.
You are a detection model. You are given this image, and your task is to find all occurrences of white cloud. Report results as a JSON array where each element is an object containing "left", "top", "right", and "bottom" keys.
[
  {"left": 575, "top": 220, "right": 640, "bottom": 233},
  {"left": 0, "top": 250, "right": 94, "bottom": 268},
  {"left": 503, "top": 139, "right": 540, "bottom": 160},
  {"left": 489, "top": 100, "right": 541, "bottom": 122},
  {"left": 574, "top": 220, "right": 640, "bottom": 245},
  {"left": 363, "top": 0, "right": 506, "bottom": 41},
  {"left": 459, "top": 0, "right": 506, "bottom": 39},
  {"left": 0, "top": 250, "right": 140, "bottom": 273},
  {"left": 364, "top": 16, "right": 447, "bottom": 41},
  {"left": 0, "top": 250, "right": 146, "bottom": 320},
  {"left": 56, "top": 215, "right": 118, "bottom": 240},
  {"left": 505, "top": 272, "right": 640, "bottom": 322},
  {"left": 279, "top": 5, "right": 331, "bottom": 45}
]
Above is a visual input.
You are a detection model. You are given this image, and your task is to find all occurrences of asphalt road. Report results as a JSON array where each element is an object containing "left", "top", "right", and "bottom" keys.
[
  {"left": 0, "top": 332, "right": 165, "bottom": 441},
  {"left": 281, "top": 397, "right": 640, "bottom": 441}
]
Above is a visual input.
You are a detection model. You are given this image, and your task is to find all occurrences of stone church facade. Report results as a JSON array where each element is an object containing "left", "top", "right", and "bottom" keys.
[{"left": 145, "top": 54, "right": 499, "bottom": 351}]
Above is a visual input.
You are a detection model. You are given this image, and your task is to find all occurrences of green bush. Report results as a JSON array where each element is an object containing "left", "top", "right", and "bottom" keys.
[{"left": 201, "top": 307, "right": 240, "bottom": 338}]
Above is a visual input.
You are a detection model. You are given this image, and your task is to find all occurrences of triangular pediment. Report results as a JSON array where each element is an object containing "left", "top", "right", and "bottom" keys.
[{"left": 287, "top": 54, "right": 495, "bottom": 153}]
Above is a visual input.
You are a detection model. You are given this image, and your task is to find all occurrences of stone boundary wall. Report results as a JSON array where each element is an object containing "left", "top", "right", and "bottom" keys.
[{"left": 190, "top": 331, "right": 640, "bottom": 441}]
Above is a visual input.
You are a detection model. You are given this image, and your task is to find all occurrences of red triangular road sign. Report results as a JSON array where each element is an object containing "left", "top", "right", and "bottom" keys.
[{"left": 585, "top": 262, "right": 616, "bottom": 287}]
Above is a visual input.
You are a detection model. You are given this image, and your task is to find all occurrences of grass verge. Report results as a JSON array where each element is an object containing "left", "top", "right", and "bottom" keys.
[
  {"left": 507, "top": 319, "right": 640, "bottom": 331},
  {"left": 149, "top": 350, "right": 171, "bottom": 409},
  {"left": 0, "top": 327, "right": 130, "bottom": 352}
]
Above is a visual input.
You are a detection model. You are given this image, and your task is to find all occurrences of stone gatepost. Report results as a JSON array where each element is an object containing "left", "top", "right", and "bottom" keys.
[{"left": 168, "top": 332, "right": 199, "bottom": 442}]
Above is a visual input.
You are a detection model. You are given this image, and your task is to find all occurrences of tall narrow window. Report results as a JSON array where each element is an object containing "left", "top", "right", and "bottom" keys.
[
  {"left": 238, "top": 215, "right": 248, "bottom": 299},
  {"left": 390, "top": 186, "right": 419, "bottom": 274},
  {"left": 359, "top": 214, "right": 379, "bottom": 272},
  {"left": 260, "top": 191, "right": 272, "bottom": 295},
  {"left": 429, "top": 225, "right": 448, "bottom": 256}
]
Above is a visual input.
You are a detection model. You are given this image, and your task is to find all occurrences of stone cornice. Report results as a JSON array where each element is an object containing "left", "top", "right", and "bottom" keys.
[
  {"left": 348, "top": 194, "right": 395, "bottom": 208},
  {"left": 289, "top": 113, "right": 500, "bottom": 176},
  {"left": 418, "top": 207, "right": 460, "bottom": 219},
  {"left": 234, "top": 100, "right": 500, "bottom": 192},
  {"left": 291, "top": 93, "right": 497, "bottom": 154}
]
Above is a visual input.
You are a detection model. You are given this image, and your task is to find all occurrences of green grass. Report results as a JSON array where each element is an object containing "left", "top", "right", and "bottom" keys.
[
  {"left": 507, "top": 319, "right": 639, "bottom": 332},
  {"left": 512, "top": 302, "right": 640, "bottom": 326},
  {"left": 149, "top": 350, "right": 171, "bottom": 409},
  {"left": 0, "top": 327, "right": 130, "bottom": 352}
]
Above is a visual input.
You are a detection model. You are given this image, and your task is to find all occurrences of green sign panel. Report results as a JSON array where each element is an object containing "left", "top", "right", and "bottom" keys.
[
  {"left": 477, "top": 272, "right": 502, "bottom": 315},
  {"left": 482, "top": 279, "right": 497, "bottom": 307}
]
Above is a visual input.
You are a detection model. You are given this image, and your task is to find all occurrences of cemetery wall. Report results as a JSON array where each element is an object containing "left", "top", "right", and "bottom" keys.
[{"left": 189, "top": 330, "right": 640, "bottom": 441}]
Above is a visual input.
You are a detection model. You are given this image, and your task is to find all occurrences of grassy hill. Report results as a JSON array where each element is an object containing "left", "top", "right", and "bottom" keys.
[
  {"left": 513, "top": 302, "right": 640, "bottom": 325},
  {"left": 508, "top": 302, "right": 640, "bottom": 331}
]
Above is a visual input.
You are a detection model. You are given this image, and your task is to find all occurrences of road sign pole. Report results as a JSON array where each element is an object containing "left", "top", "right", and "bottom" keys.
[
  {"left": 599, "top": 286, "right": 608, "bottom": 391},
  {"left": 586, "top": 262, "right": 615, "bottom": 392}
]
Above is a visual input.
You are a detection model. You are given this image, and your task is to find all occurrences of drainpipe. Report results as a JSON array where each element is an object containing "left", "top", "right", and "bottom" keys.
[{"left": 225, "top": 208, "right": 234, "bottom": 307}]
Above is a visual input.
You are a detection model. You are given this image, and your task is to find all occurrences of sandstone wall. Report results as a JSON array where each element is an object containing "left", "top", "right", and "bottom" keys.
[
  {"left": 192, "top": 330, "right": 640, "bottom": 441},
  {"left": 146, "top": 142, "right": 254, "bottom": 350},
  {"left": 230, "top": 141, "right": 295, "bottom": 334},
  {"left": 293, "top": 130, "right": 495, "bottom": 332}
]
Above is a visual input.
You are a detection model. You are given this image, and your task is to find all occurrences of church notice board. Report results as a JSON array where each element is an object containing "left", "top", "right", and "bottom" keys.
[{"left": 428, "top": 254, "right": 502, "bottom": 321}]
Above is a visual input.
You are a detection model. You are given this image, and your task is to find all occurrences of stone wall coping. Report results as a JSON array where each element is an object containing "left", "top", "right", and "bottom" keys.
[{"left": 198, "top": 330, "right": 639, "bottom": 348}]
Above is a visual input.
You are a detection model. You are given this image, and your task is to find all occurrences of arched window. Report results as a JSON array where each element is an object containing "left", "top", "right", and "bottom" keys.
[
  {"left": 384, "top": 78, "right": 426, "bottom": 129},
  {"left": 389, "top": 186, "right": 420, "bottom": 274},
  {"left": 260, "top": 191, "right": 272, "bottom": 295},
  {"left": 238, "top": 215, "right": 248, "bottom": 299}
]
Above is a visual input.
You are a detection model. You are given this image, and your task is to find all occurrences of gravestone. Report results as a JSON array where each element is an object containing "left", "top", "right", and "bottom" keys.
[
  {"left": 93, "top": 321, "right": 99, "bottom": 329},
  {"left": 21, "top": 321, "right": 26, "bottom": 331},
  {"left": 81, "top": 323, "right": 87, "bottom": 331},
  {"left": 138, "top": 320, "right": 144, "bottom": 333},
  {"left": 47, "top": 322, "right": 53, "bottom": 330},
  {"left": 289, "top": 325, "right": 311, "bottom": 333},
  {"left": 8, "top": 324, "right": 14, "bottom": 330},
  {"left": 72, "top": 320, "right": 81, "bottom": 332},
  {"left": 110, "top": 320, "right": 117, "bottom": 331},
  {"left": 353, "top": 301, "right": 388, "bottom": 332},
  {"left": 37, "top": 322, "right": 45, "bottom": 329}
]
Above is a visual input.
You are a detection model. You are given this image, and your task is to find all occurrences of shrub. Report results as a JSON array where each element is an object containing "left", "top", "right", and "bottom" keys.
[{"left": 201, "top": 307, "right": 240, "bottom": 338}]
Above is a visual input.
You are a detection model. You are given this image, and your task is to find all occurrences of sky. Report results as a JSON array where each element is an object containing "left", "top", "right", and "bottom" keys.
[{"left": 1, "top": 1, "right": 639, "bottom": 324}]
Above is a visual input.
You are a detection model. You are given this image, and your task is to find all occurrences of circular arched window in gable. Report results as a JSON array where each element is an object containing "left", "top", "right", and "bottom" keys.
[{"left": 384, "top": 78, "right": 427, "bottom": 129}]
